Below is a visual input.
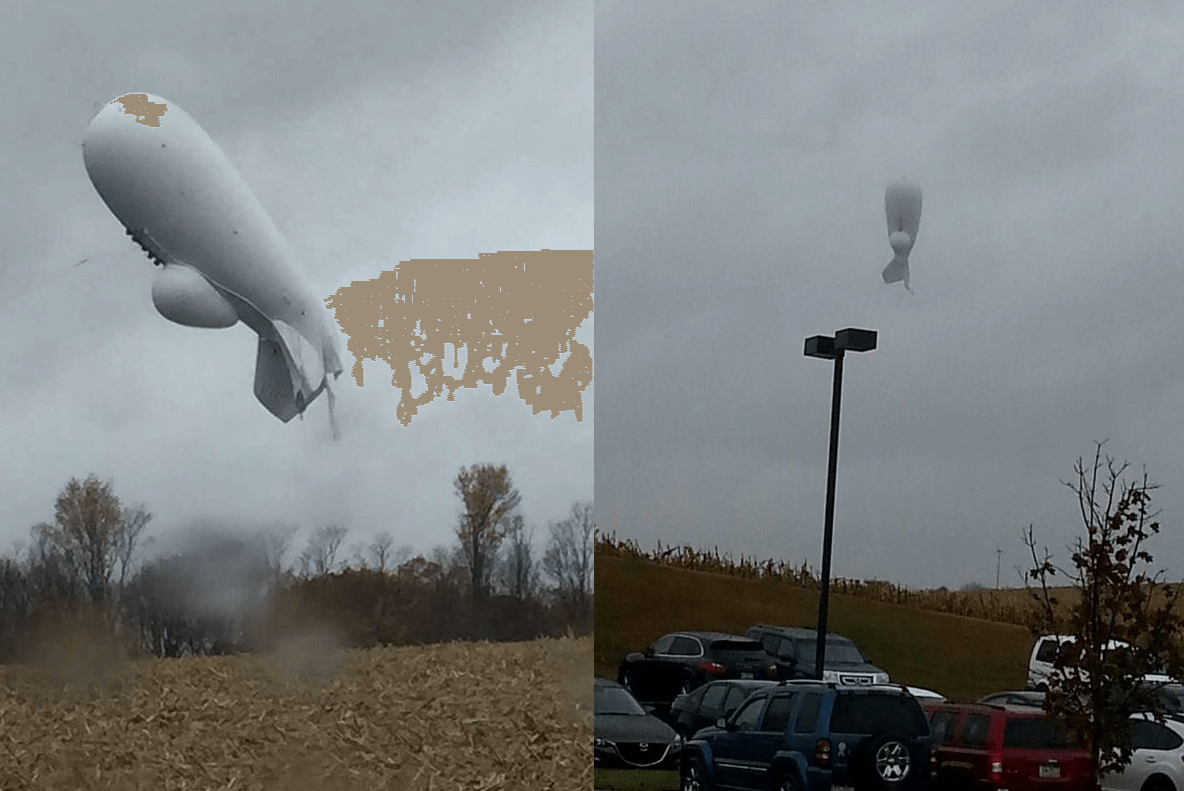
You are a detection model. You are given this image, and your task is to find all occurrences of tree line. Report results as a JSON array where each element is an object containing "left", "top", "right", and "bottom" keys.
[{"left": 0, "top": 463, "right": 593, "bottom": 662}]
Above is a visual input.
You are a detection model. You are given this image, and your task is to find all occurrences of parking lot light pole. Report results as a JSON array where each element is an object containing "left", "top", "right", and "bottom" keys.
[{"left": 804, "top": 328, "right": 877, "bottom": 681}]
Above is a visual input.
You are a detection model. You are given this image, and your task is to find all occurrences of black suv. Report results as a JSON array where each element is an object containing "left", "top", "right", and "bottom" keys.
[
  {"left": 680, "top": 681, "right": 931, "bottom": 791},
  {"left": 619, "top": 632, "right": 778, "bottom": 715},
  {"left": 747, "top": 625, "right": 890, "bottom": 686}
]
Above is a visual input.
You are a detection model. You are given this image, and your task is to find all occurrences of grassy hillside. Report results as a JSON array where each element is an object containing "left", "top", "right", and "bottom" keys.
[{"left": 596, "top": 553, "right": 1034, "bottom": 702}]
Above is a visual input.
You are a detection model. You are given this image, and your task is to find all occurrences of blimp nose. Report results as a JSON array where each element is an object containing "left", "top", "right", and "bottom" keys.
[
  {"left": 88, "top": 93, "right": 171, "bottom": 128},
  {"left": 889, "top": 230, "right": 912, "bottom": 256}
]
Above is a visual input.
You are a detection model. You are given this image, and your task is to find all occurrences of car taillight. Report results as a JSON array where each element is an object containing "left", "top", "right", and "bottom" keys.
[
  {"left": 766, "top": 664, "right": 778, "bottom": 677},
  {"left": 699, "top": 661, "right": 726, "bottom": 675},
  {"left": 989, "top": 752, "right": 1003, "bottom": 775},
  {"left": 929, "top": 744, "right": 938, "bottom": 770},
  {"left": 815, "top": 738, "right": 831, "bottom": 767}
]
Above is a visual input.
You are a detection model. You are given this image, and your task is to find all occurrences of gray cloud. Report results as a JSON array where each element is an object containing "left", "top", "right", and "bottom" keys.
[
  {"left": 0, "top": 1, "right": 591, "bottom": 567},
  {"left": 596, "top": 1, "right": 1184, "bottom": 589}
]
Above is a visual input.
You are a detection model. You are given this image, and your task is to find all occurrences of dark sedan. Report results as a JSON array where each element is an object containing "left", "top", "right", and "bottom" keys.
[
  {"left": 594, "top": 677, "right": 682, "bottom": 770},
  {"left": 617, "top": 631, "right": 777, "bottom": 715},
  {"left": 666, "top": 678, "right": 779, "bottom": 737}
]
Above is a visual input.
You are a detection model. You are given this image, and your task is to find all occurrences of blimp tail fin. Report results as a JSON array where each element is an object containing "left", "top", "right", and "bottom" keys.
[
  {"left": 882, "top": 255, "right": 909, "bottom": 287},
  {"left": 254, "top": 336, "right": 301, "bottom": 422}
]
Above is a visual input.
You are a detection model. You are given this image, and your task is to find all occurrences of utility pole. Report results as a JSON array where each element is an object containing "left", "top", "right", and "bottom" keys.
[{"left": 995, "top": 547, "right": 1002, "bottom": 590}]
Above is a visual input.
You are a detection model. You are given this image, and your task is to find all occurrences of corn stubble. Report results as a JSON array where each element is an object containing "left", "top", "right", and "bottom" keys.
[{"left": 0, "top": 626, "right": 592, "bottom": 790}]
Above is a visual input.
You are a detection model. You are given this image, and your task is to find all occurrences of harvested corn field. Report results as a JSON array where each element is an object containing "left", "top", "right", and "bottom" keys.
[{"left": 0, "top": 628, "right": 592, "bottom": 790}]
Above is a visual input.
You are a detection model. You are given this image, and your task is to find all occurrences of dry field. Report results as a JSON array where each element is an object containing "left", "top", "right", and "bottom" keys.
[{"left": 0, "top": 623, "right": 592, "bottom": 790}]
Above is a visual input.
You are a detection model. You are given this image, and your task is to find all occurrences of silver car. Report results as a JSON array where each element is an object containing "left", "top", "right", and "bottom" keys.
[{"left": 1100, "top": 714, "right": 1184, "bottom": 791}]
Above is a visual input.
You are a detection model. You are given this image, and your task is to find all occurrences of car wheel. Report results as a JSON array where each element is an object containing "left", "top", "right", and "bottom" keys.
[
  {"left": 681, "top": 756, "right": 712, "bottom": 791},
  {"left": 857, "top": 732, "right": 913, "bottom": 790},
  {"left": 1143, "top": 778, "right": 1177, "bottom": 791},
  {"left": 776, "top": 771, "right": 803, "bottom": 791},
  {"left": 932, "top": 771, "right": 962, "bottom": 791}
]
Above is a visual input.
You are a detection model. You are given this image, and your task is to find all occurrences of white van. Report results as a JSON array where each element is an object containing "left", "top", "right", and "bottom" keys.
[{"left": 1026, "top": 634, "right": 1176, "bottom": 691}]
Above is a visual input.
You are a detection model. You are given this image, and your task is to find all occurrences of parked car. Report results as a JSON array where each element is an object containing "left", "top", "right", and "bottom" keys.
[
  {"left": 667, "top": 679, "right": 780, "bottom": 738},
  {"left": 1100, "top": 713, "right": 1184, "bottom": 791},
  {"left": 594, "top": 677, "right": 683, "bottom": 770},
  {"left": 1136, "top": 681, "right": 1184, "bottom": 715},
  {"left": 977, "top": 690, "right": 1046, "bottom": 708},
  {"left": 680, "top": 680, "right": 932, "bottom": 791},
  {"left": 928, "top": 701, "right": 1093, "bottom": 791},
  {"left": 618, "top": 632, "right": 777, "bottom": 714},
  {"left": 907, "top": 686, "right": 947, "bottom": 707},
  {"left": 1027, "top": 635, "right": 1176, "bottom": 691},
  {"left": 747, "top": 624, "right": 891, "bottom": 686}
]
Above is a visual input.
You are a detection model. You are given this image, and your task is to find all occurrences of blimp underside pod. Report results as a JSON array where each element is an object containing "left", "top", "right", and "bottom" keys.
[{"left": 151, "top": 263, "right": 239, "bottom": 328}]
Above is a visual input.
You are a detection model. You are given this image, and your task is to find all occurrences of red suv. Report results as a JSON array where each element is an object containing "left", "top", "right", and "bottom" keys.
[{"left": 928, "top": 702, "right": 1093, "bottom": 791}]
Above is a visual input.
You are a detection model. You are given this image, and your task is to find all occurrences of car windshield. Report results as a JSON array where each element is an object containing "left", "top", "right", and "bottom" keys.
[
  {"left": 1004, "top": 717, "right": 1081, "bottom": 749},
  {"left": 799, "top": 639, "right": 866, "bottom": 664},
  {"left": 596, "top": 686, "right": 648, "bottom": 716}
]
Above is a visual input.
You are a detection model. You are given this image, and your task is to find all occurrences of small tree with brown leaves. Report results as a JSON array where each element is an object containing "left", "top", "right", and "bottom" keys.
[
  {"left": 1024, "top": 442, "right": 1184, "bottom": 785},
  {"left": 42, "top": 475, "right": 152, "bottom": 607},
  {"left": 453, "top": 464, "right": 521, "bottom": 600}
]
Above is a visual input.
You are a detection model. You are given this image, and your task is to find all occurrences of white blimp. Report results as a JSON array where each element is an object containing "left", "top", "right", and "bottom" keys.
[
  {"left": 882, "top": 179, "right": 922, "bottom": 292},
  {"left": 82, "top": 93, "right": 342, "bottom": 434}
]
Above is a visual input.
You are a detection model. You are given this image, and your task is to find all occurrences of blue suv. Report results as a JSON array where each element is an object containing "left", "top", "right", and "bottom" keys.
[{"left": 680, "top": 681, "right": 932, "bottom": 791}]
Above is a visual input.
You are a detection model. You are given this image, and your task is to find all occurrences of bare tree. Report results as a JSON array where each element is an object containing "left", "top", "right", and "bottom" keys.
[
  {"left": 347, "top": 540, "right": 368, "bottom": 569},
  {"left": 299, "top": 525, "right": 349, "bottom": 577},
  {"left": 453, "top": 464, "right": 521, "bottom": 600},
  {"left": 500, "top": 514, "right": 538, "bottom": 602},
  {"left": 542, "top": 501, "right": 594, "bottom": 622},
  {"left": 114, "top": 504, "right": 152, "bottom": 595},
  {"left": 1025, "top": 441, "right": 1184, "bottom": 781},
  {"left": 260, "top": 523, "right": 298, "bottom": 585},
  {"left": 369, "top": 530, "right": 396, "bottom": 572},
  {"left": 25, "top": 522, "right": 82, "bottom": 606},
  {"left": 430, "top": 543, "right": 470, "bottom": 593}
]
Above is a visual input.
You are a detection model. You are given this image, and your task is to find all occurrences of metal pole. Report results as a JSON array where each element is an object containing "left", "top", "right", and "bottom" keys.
[{"left": 815, "top": 347, "right": 844, "bottom": 680}]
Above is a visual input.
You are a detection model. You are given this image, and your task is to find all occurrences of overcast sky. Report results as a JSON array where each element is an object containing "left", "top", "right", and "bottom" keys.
[
  {"left": 0, "top": 0, "right": 591, "bottom": 571},
  {"left": 595, "top": 2, "right": 1184, "bottom": 590}
]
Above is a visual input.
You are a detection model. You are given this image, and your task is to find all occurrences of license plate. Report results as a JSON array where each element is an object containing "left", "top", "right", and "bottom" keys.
[
  {"left": 834, "top": 785, "right": 856, "bottom": 791},
  {"left": 741, "top": 672, "right": 753, "bottom": 679},
  {"left": 1039, "top": 765, "right": 1060, "bottom": 779}
]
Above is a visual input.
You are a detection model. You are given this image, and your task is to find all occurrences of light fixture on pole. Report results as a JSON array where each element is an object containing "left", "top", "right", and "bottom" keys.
[{"left": 803, "top": 327, "right": 877, "bottom": 680}]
